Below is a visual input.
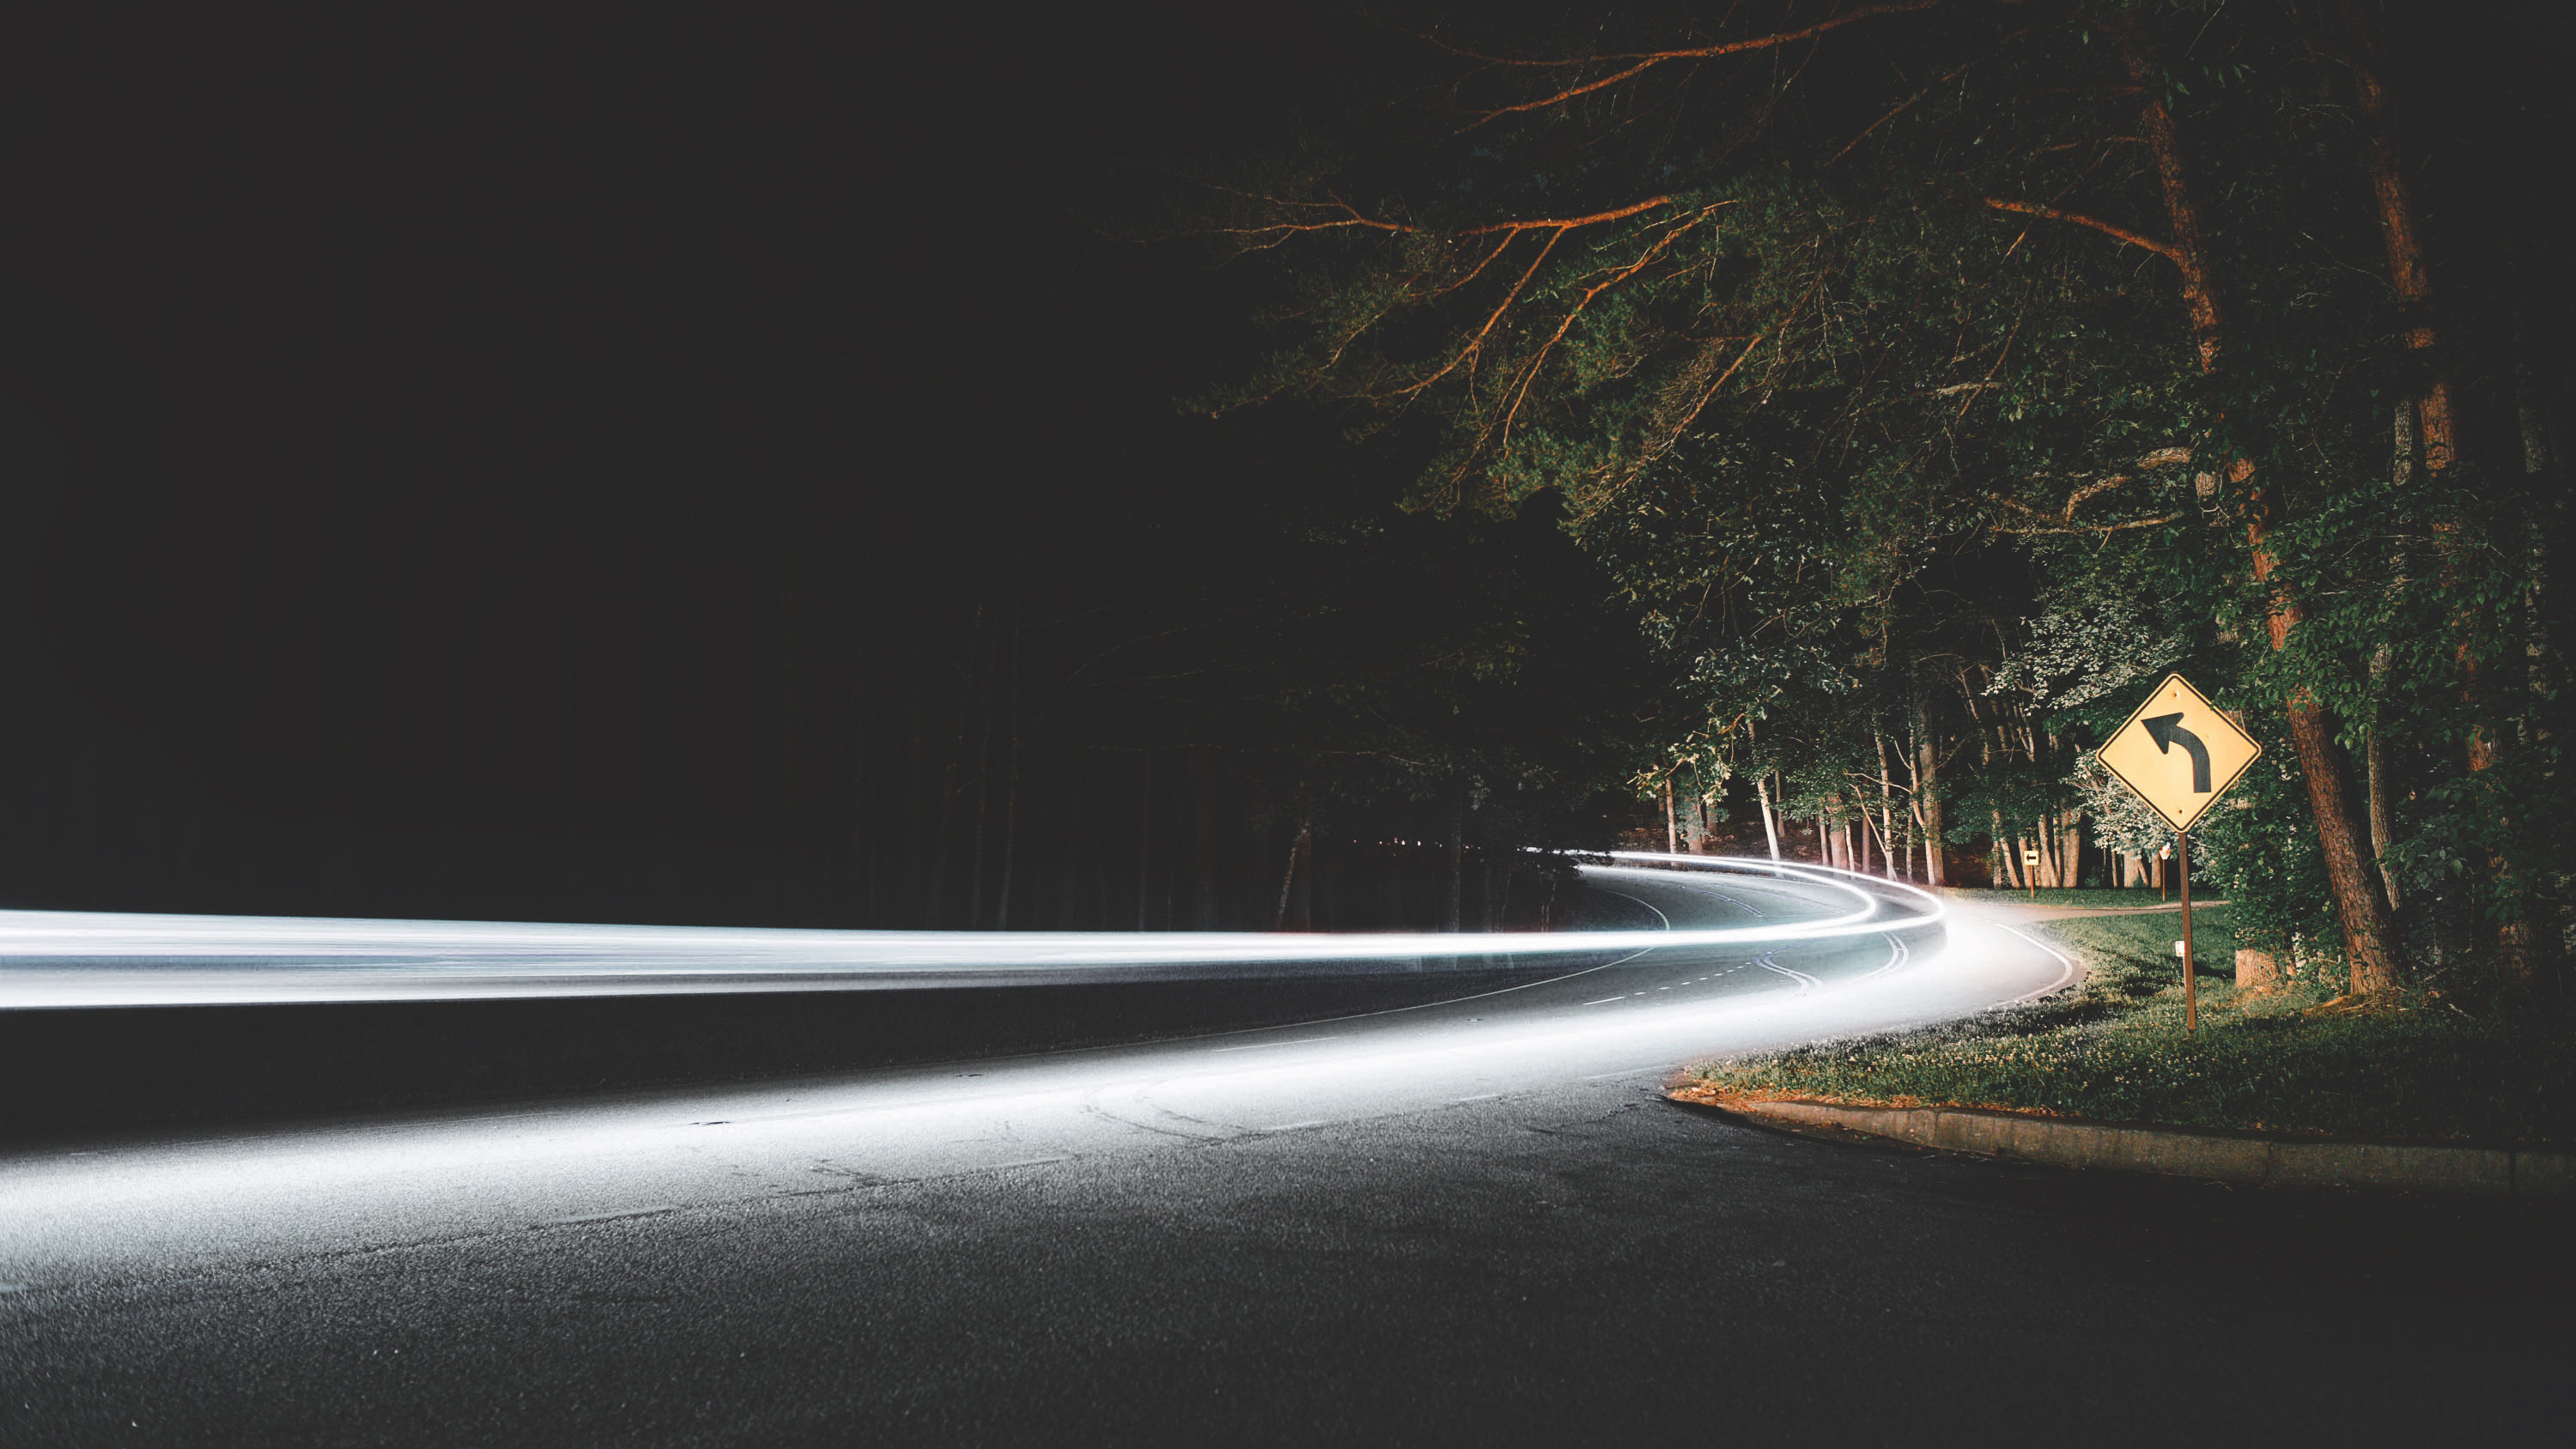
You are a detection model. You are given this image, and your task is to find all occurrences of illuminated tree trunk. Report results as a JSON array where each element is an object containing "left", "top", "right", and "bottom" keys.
[
  {"left": 2124, "top": 17, "right": 2403, "bottom": 991},
  {"left": 1913, "top": 702, "right": 1946, "bottom": 887},
  {"left": 1873, "top": 733, "right": 1899, "bottom": 882},
  {"left": 2340, "top": 0, "right": 2536, "bottom": 982},
  {"left": 2366, "top": 644, "right": 2403, "bottom": 913},
  {"left": 1273, "top": 818, "right": 1309, "bottom": 930}
]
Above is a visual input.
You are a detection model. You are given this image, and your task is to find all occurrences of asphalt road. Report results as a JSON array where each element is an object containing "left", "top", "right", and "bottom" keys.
[{"left": 1, "top": 865, "right": 2564, "bottom": 1445}]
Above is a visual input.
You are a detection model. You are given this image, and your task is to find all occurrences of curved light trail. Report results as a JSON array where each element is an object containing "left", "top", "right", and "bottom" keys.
[
  {"left": 0, "top": 856, "right": 2077, "bottom": 1350},
  {"left": 0, "top": 854, "right": 1941, "bottom": 1008}
]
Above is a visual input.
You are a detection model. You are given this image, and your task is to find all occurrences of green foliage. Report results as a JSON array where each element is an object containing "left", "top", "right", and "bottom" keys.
[
  {"left": 1195, "top": 0, "right": 2574, "bottom": 979},
  {"left": 1692, "top": 910, "right": 2576, "bottom": 1142}
]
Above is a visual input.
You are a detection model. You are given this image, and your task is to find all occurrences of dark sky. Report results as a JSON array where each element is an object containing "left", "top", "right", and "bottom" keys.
[{"left": 0, "top": 4, "right": 1648, "bottom": 925}]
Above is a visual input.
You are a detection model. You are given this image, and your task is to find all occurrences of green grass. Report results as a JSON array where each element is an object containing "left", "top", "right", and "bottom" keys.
[
  {"left": 1941, "top": 887, "right": 2201, "bottom": 909},
  {"left": 1689, "top": 906, "right": 2576, "bottom": 1143}
]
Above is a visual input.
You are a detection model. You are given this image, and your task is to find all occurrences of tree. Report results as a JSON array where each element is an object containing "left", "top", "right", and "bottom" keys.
[{"left": 1197, "top": 0, "right": 2569, "bottom": 992}]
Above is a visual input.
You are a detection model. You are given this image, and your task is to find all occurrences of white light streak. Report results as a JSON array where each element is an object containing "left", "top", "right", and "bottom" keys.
[{"left": 0, "top": 856, "right": 1939, "bottom": 1009}]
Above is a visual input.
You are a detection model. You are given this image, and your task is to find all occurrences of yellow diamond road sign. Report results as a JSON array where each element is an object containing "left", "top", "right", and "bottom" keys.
[{"left": 2096, "top": 672, "right": 2262, "bottom": 834}]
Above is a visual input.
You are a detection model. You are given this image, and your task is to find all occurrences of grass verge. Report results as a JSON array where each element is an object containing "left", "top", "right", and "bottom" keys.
[
  {"left": 1941, "top": 887, "right": 2195, "bottom": 909},
  {"left": 1686, "top": 907, "right": 2576, "bottom": 1144}
]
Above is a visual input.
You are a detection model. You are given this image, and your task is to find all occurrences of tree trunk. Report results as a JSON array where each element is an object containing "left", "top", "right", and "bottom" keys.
[
  {"left": 1444, "top": 789, "right": 1465, "bottom": 931},
  {"left": 1663, "top": 775, "right": 1678, "bottom": 854},
  {"left": 2342, "top": 0, "right": 2535, "bottom": 984},
  {"left": 926, "top": 605, "right": 982, "bottom": 927},
  {"left": 1056, "top": 750, "right": 1090, "bottom": 929},
  {"left": 1914, "top": 718, "right": 1946, "bottom": 887},
  {"left": 1872, "top": 734, "right": 1899, "bottom": 881},
  {"left": 2340, "top": 0, "right": 2458, "bottom": 474},
  {"left": 1191, "top": 751, "right": 1220, "bottom": 931},
  {"left": 1135, "top": 749, "right": 1153, "bottom": 931},
  {"left": 1756, "top": 773, "right": 1781, "bottom": 861},
  {"left": 2126, "top": 15, "right": 2403, "bottom": 991},
  {"left": 1273, "top": 818, "right": 1309, "bottom": 930},
  {"left": 1290, "top": 830, "right": 1313, "bottom": 931},
  {"left": 2366, "top": 646, "right": 2402, "bottom": 913}
]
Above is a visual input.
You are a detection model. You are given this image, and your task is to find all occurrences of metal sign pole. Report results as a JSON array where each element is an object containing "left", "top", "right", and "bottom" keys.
[{"left": 2178, "top": 831, "right": 2196, "bottom": 1032}]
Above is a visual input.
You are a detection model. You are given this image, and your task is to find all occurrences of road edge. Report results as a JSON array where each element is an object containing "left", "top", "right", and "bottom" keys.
[{"left": 1670, "top": 1091, "right": 2576, "bottom": 1198}]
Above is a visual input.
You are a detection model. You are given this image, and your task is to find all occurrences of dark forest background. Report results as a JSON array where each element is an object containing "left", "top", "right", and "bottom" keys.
[{"left": 0, "top": 3, "right": 1668, "bottom": 929}]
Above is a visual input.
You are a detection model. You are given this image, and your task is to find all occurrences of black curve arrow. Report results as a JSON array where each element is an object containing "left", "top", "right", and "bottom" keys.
[{"left": 2143, "top": 712, "right": 2212, "bottom": 792}]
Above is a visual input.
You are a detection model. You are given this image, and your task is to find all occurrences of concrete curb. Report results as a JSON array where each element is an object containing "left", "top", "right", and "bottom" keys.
[{"left": 1682, "top": 1094, "right": 2575, "bottom": 1197}]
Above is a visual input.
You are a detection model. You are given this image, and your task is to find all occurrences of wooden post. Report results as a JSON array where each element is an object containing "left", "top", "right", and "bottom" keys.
[{"left": 2180, "top": 831, "right": 2196, "bottom": 1032}]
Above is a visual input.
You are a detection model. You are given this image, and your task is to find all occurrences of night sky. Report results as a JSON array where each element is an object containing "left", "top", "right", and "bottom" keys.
[{"left": 5, "top": 4, "right": 1613, "bottom": 925}]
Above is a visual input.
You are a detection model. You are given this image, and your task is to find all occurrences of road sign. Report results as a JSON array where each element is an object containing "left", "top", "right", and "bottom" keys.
[{"left": 2096, "top": 673, "right": 2261, "bottom": 834}]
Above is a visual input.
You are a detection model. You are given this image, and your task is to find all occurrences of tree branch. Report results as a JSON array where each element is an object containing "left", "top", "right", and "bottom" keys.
[
  {"left": 1980, "top": 197, "right": 2180, "bottom": 264},
  {"left": 1459, "top": 1, "right": 1945, "bottom": 130},
  {"left": 1455, "top": 196, "right": 1677, "bottom": 235},
  {"left": 1383, "top": 228, "right": 1564, "bottom": 399},
  {"left": 1496, "top": 212, "right": 1710, "bottom": 442}
]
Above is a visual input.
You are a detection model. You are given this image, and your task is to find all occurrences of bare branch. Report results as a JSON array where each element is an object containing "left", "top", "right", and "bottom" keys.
[
  {"left": 1980, "top": 197, "right": 2180, "bottom": 264},
  {"left": 1827, "top": 54, "right": 1981, "bottom": 166},
  {"left": 1455, "top": 195, "right": 1678, "bottom": 235},
  {"left": 1459, "top": 1, "right": 1946, "bottom": 131}
]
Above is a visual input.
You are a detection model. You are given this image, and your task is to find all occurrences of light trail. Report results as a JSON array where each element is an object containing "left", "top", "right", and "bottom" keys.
[
  {"left": 0, "top": 867, "right": 2087, "bottom": 1319},
  {"left": 0, "top": 855, "right": 1940, "bottom": 1008}
]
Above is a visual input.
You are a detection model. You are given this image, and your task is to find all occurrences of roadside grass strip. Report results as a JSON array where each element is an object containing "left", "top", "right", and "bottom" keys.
[
  {"left": 1940, "top": 887, "right": 2194, "bottom": 911},
  {"left": 1683, "top": 909, "right": 2576, "bottom": 1145}
]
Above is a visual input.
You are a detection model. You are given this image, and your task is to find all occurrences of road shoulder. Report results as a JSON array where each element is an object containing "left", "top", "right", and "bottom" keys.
[{"left": 1668, "top": 1089, "right": 2576, "bottom": 1197}]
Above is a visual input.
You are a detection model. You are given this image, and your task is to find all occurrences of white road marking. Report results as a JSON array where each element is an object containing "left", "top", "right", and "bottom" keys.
[
  {"left": 1756, "top": 957, "right": 1822, "bottom": 992},
  {"left": 1997, "top": 925, "right": 2083, "bottom": 1002}
]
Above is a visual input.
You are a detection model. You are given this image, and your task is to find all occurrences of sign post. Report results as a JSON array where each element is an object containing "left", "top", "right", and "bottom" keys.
[
  {"left": 2178, "top": 832, "right": 2196, "bottom": 1029},
  {"left": 2020, "top": 844, "right": 2039, "bottom": 900},
  {"left": 2096, "top": 673, "right": 2262, "bottom": 1032}
]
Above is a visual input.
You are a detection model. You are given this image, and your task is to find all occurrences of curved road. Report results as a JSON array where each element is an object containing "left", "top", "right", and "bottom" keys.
[{"left": 0, "top": 863, "right": 2560, "bottom": 1445}]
